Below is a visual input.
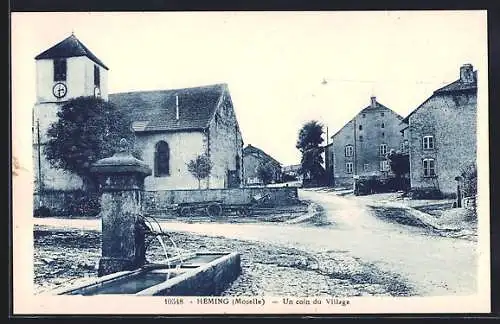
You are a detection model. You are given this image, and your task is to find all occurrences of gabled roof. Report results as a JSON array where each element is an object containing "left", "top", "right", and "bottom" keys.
[
  {"left": 330, "top": 100, "right": 403, "bottom": 139},
  {"left": 401, "top": 71, "right": 478, "bottom": 123},
  {"left": 109, "top": 84, "right": 228, "bottom": 132},
  {"left": 35, "top": 34, "right": 109, "bottom": 70},
  {"left": 433, "top": 70, "right": 477, "bottom": 94},
  {"left": 243, "top": 144, "right": 281, "bottom": 166}
]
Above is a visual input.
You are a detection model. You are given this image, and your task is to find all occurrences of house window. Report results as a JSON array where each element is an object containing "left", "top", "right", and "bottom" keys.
[
  {"left": 345, "top": 162, "right": 353, "bottom": 174},
  {"left": 423, "top": 135, "right": 434, "bottom": 149},
  {"left": 423, "top": 158, "right": 436, "bottom": 177},
  {"left": 381, "top": 122, "right": 385, "bottom": 129},
  {"left": 380, "top": 144, "right": 387, "bottom": 156},
  {"left": 362, "top": 113, "right": 366, "bottom": 118},
  {"left": 402, "top": 140, "right": 409, "bottom": 152},
  {"left": 94, "top": 65, "right": 100, "bottom": 87},
  {"left": 359, "top": 125, "right": 363, "bottom": 130},
  {"left": 154, "top": 141, "right": 170, "bottom": 177},
  {"left": 380, "top": 160, "right": 390, "bottom": 171},
  {"left": 53, "top": 59, "right": 67, "bottom": 81},
  {"left": 381, "top": 112, "right": 385, "bottom": 117},
  {"left": 363, "top": 163, "right": 369, "bottom": 172},
  {"left": 359, "top": 135, "right": 363, "bottom": 142},
  {"left": 381, "top": 132, "right": 385, "bottom": 137},
  {"left": 345, "top": 145, "right": 353, "bottom": 157}
]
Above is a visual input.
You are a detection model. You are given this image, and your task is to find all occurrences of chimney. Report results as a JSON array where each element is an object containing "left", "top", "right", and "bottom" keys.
[
  {"left": 370, "top": 96, "right": 377, "bottom": 108},
  {"left": 460, "top": 64, "right": 474, "bottom": 83},
  {"left": 175, "top": 95, "right": 179, "bottom": 120}
]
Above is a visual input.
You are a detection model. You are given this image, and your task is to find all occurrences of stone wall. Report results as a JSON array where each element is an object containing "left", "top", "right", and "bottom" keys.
[
  {"left": 207, "top": 90, "right": 243, "bottom": 188},
  {"left": 243, "top": 152, "right": 281, "bottom": 185},
  {"left": 144, "top": 187, "right": 299, "bottom": 211},
  {"left": 408, "top": 92, "right": 477, "bottom": 195},
  {"left": 330, "top": 100, "right": 404, "bottom": 188},
  {"left": 331, "top": 120, "right": 355, "bottom": 187},
  {"left": 33, "top": 190, "right": 100, "bottom": 216}
]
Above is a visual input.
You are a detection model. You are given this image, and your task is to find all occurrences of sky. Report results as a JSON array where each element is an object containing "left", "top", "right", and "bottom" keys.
[{"left": 11, "top": 11, "right": 488, "bottom": 166}]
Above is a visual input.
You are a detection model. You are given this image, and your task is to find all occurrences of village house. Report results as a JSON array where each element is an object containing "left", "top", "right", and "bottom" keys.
[
  {"left": 282, "top": 164, "right": 303, "bottom": 181},
  {"left": 325, "top": 96, "right": 404, "bottom": 188},
  {"left": 401, "top": 64, "right": 477, "bottom": 196},
  {"left": 242, "top": 144, "right": 282, "bottom": 185},
  {"left": 33, "top": 34, "right": 244, "bottom": 200}
]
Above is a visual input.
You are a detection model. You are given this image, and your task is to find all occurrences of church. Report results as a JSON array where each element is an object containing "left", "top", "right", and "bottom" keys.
[{"left": 33, "top": 34, "right": 244, "bottom": 200}]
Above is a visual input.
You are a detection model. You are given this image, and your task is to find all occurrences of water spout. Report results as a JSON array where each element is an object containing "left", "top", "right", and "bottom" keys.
[
  {"left": 140, "top": 214, "right": 186, "bottom": 282},
  {"left": 156, "top": 235, "right": 172, "bottom": 281}
]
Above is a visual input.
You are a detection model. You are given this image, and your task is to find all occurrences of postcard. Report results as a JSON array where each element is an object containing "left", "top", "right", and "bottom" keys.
[{"left": 11, "top": 10, "right": 490, "bottom": 314}]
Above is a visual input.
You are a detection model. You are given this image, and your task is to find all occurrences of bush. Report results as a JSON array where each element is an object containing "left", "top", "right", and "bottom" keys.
[
  {"left": 460, "top": 163, "right": 477, "bottom": 198},
  {"left": 34, "top": 206, "right": 52, "bottom": 217},
  {"left": 408, "top": 187, "right": 444, "bottom": 200},
  {"left": 354, "top": 175, "right": 401, "bottom": 196}
]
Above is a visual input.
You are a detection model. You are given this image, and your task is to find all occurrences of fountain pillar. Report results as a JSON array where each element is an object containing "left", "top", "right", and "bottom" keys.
[{"left": 90, "top": 138, "right": 152, "bottom": 277}]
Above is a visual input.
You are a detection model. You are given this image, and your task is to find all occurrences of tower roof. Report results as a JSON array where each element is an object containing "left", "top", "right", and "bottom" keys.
[{"left": 35, "top": 34, "right": 109, "bottom": 70}]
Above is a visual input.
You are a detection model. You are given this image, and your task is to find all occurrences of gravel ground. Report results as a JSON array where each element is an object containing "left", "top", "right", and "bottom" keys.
[{"left": 34, "top": 225, "right": 414, "bottom": 297}]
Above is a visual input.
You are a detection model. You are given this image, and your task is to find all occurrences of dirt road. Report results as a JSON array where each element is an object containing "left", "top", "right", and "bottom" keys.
[{"left": 34, "top": 189, "right": 478, "bottom": 296}]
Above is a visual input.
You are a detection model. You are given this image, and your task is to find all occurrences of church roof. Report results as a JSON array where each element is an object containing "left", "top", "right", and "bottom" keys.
[
  {"left": 109, "top": 84, "right": 228, "bottom": 132},
  {"left": 35, "top": 34, "right": 109, "bottom": 70}
]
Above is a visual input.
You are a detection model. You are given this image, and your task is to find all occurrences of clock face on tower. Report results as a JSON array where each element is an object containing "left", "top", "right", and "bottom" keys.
[{"left": 52, "top": 82, "right": 67, "bottom": 99}]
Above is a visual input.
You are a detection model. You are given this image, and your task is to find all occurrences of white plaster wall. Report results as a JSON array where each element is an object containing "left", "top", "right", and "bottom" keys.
[
  {"left": 135, "top": 131, "right": 208, "bottom": 191},
  {"left": 36, "top": 56, "right": 108, "bottom": 104}
]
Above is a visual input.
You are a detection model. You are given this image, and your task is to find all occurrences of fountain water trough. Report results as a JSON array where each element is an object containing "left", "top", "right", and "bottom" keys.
[
  {"left": 51, "top": 139, "right": 241, "bottom": 296},
  {"left": 54, "top": 251, "right": 241, "bottom": 296}
]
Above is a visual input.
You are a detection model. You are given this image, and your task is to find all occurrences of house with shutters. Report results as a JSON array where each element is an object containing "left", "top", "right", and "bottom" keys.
[
  {"left": 32, "top": 34, "right": 244, "bottom": 196},
  {"left": 325, "top": 96, "right": 404, "bottom": 188},
  {"left": 401, "top": 63, "right": 477, "bottom": 196}
]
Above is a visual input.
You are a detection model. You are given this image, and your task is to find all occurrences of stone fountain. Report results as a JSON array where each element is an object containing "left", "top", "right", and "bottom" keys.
[{"left": 53, "top": 139, "right": 241, "bottom": 296}]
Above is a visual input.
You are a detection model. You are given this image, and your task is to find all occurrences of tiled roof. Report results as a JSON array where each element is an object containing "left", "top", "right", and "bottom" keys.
[
  {"left": 359, "top": 101, "right": 403, "bottom": 117},
  {"left": 35, "top": 34, "right": 109, "bottom": 70},
  {"left": 243, "top": 144, "right": 281, "bottom": 166},
  {"left": 331, "top": 100, "right": 402, "bottom": 139},
  {"left": 109, "top": 84, "right": 227, "bottom": 132},
  {"left": 402, "top": 71, "right": 478, "bottom": 123},
  {"left": 433, "top": 71, "right": 477, "bottom": 94}
]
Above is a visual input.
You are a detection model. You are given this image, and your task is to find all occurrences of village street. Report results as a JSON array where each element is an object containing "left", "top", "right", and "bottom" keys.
[
  {"left": 156, "top": 189, "right": 477, "bottom": 296},
  {"left": 34, "top": 189, "right": 478, "bottom": 297}
]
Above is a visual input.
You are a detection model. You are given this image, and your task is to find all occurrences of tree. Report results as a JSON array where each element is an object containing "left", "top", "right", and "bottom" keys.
[
  {"left": 256, "top": 162, "right": 274, "bottom": 185},
  {"left": 187, "top": 154, "right": 213, "bottom": 189},
  {"left": 386, "top": 149, "right": 410, "bottom": 190},
  {"left": 460, "top": 162, "right": 477, "bottom": 197},
  {"left": 44, "top": 96, "right": 136, "bottom": 191},
  {"left": 296, "top": 120, "right": 325, "bottom": 185}
]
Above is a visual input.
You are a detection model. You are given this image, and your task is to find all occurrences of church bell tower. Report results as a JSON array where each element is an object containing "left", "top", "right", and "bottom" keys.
[{"left": 33, "top": 34, "right": 109, "bottom": 195}]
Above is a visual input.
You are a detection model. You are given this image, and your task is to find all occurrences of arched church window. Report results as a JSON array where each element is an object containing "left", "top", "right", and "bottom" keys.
[{"left": 154, "top": 141, "right": 170, "bottom": 177}]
